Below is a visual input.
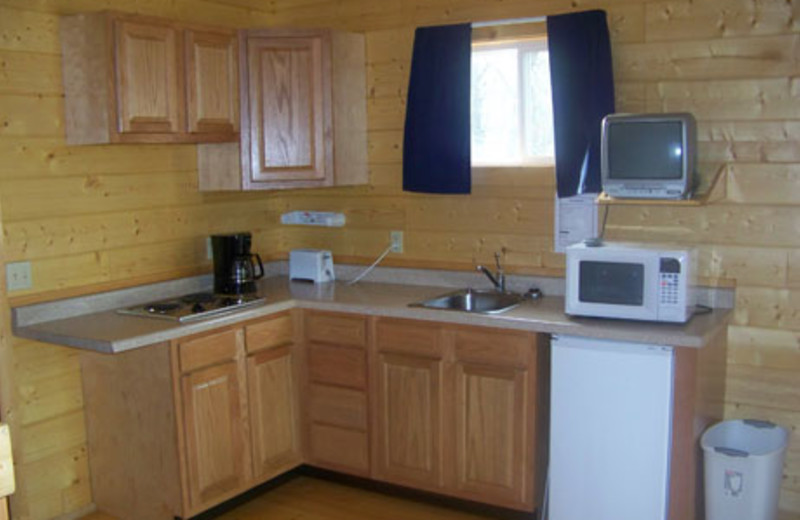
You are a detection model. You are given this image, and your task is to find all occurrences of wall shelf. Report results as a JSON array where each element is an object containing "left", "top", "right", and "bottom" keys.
[{"left": 597, "top": 165, "right": 726, "bottom": 206}]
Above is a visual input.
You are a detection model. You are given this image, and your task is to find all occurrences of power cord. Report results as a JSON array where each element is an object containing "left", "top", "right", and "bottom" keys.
[{"left": 347, "top": 244, "right": 393, "bottom": 286}]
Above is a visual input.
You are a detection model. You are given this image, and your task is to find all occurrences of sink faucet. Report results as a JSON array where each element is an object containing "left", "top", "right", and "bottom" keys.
[{"left": 477, "top": 252, "right": 506, "bottom": 293}]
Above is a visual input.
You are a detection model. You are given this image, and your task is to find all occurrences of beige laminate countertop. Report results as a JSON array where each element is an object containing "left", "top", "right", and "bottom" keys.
[{"left": 12, "top": 277, "right": 731, "bottom": 354}]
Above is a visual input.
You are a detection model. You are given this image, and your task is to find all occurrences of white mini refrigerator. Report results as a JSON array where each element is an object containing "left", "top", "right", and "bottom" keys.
[{"left": 549, "top": 335, "right": 675, "bottom": 520}]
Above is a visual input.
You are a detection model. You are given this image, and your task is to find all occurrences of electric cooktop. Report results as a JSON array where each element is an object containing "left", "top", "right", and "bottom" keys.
[{"left": 117, "top": 292, "right": 266, "bottom": 322}]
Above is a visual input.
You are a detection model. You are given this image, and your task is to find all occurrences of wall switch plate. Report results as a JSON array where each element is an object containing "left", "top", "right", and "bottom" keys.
[
  {"left": 6, "top": 261, "right": 32, "bottom": 291},
  {"left": 390, "top": 231, "right": 404, "bottom": 253}
]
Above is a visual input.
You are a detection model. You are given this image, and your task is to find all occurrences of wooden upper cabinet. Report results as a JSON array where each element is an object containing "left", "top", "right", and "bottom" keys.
[
  {"left": 186, "top": 29, "right": 240, "bottom": 135},
  {"left": 247, "top": 35, "right": 329, "bottom": 184},
  {"left": 197, "top": 29, "right": 368, "bottom": 191},
  {"left": 60, "top": 11, "right": 238, "bottom": 144},
  {"left": 114, "top": 19, "right": 183, "bottom": 134}
]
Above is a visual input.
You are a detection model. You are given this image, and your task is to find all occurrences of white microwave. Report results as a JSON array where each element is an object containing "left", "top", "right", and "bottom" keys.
[{"left": 565, "top": 241, "right": 696, "bottom": 323}]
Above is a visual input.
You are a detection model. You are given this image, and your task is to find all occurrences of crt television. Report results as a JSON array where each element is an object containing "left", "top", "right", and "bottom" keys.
[{"left": 600, "top": 112, "right": 697, "bottom": 200}]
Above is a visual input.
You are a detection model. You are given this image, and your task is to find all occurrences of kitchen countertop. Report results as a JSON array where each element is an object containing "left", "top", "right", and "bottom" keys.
[{"left": 12, "top": 276, "right": 731, "bottom": 354}]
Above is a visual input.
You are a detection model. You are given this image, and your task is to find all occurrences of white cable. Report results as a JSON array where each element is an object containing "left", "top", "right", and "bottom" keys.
[{"left": 347, "top": 244, "right": 393, "bottom": 285}]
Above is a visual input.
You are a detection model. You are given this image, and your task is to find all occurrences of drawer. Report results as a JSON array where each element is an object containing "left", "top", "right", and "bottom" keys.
[
  {"left": 306, "top": 312, "right": 366, "bottom": 347},
  {"left": 308, "top": 384, "right": 367, "bottom": 431},
  {"left": 179, "top": 328, "right": 239, "bottom": 373},
  {"left": 246, "top": 313, "right": 293, "bottom": 354},
  {"left": 453, "top": 328, "right": 532, "bottom": 369},
  {"left": 308, "top": 424, "right": 369, "bottom": 475},
  {"left": 376, "top": 318, "right": 442, "bottom": 358},
  {"left": 307, "top": 343, "right": 366, "bottom": 389}
]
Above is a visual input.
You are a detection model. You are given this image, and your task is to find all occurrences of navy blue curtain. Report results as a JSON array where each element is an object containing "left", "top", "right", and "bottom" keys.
[
  {"left": 547, "top": 10, "right": 615, "bottom": 197},
  {"left": 402, "top": 24, "right": 472, "bottom": 194}
]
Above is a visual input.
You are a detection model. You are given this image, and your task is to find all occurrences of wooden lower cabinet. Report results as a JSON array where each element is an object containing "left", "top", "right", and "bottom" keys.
[
  {"left": 371, "top": 318, "right": 546, "bottom": 512},
  {"left": 176, "top": 314, "right": 302, "bottom": 515},
  {"left": 80, "top": 312, "right": 301, "bottom": 520},
  {"left": 454, "top": 364, "right": 527, "bottom": 499},
  {"left": 303, "top": 311, "right": 371, "bottom": 476},
  {"left": 81, "top": 344, "right": 183, "bottom": 520},
  {"left": 181, "top": 359, "right": 250, "bottom": 511},
  {"left": 452, "top": 328, "right": 541, "bottom": 509},
  {"left": 373, "top": 319, "right": 445, "bottom": 490},
  {"left": 247, "top": 345, "right": 302, "bottom": 481},
  {"left": 376, "top": 353, "right": 444, "bottom": 487},
  {"left": 79, "top": 309, "right": 544, "bottom": 519}
]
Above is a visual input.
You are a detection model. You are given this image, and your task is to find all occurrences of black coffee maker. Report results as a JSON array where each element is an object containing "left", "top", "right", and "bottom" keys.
[{"left": 211, "top": 232, "right": 264, "bottom": 295}]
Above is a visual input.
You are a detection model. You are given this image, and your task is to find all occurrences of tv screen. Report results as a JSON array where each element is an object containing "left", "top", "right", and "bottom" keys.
[{"left": 607, "top": 121, "right": 684, "bottom": 180}]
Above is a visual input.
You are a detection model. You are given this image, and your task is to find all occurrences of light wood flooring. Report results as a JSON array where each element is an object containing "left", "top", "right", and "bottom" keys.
[
  {"left": 78, "top": 476, "right": 508, "bottom": 520},
  {"left": 76, "top": 475, "right": 800, "bottom": 520}
]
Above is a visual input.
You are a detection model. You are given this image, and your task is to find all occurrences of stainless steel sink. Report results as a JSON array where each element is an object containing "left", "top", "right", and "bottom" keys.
[{"left": 410, "top": 288, "right": 524, "bottom": 315}]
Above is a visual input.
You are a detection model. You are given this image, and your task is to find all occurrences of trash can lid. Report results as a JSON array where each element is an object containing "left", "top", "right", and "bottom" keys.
[{"left": 701, "top": 419, "right": 789, "bottom": 457}]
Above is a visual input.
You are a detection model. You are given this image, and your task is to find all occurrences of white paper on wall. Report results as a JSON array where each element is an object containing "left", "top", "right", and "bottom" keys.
[{"left": 554, "top": 194, "right": 598, "bottom": 253}]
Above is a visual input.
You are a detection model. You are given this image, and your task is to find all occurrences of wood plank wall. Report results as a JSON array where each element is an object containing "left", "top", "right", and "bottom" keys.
[{"left": 0, "top": 0, "right": 797, "bottom": 518}]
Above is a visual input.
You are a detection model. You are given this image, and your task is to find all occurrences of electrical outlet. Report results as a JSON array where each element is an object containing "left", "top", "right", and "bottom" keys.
[
  {"left": 390, "top": 231, "right": 404, "bottom": 254},
  {"left": 206, "top": 237, "right": 213, "bottom": 260},
  {"left": 6, "top": 261, "right": 32, "bottom": 291}
]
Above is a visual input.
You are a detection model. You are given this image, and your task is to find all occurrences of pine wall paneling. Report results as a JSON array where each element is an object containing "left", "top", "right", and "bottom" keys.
[{"left": 1, "top": 0, "right": 799, "bottom": 517}]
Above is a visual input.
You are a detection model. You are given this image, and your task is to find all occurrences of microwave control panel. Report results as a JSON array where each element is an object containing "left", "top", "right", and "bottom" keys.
[{"left": 658, "top": 258, "right": 682, "bottom": 306}]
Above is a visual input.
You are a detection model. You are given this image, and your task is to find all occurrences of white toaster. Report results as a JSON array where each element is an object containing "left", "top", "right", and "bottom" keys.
[{"left": 289, "top": 249, "right": 335, "bottom": 283}]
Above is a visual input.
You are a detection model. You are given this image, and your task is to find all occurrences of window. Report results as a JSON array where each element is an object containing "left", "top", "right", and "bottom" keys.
[{"left": 471, "top": 32, "right": 554, "bottom": 167}]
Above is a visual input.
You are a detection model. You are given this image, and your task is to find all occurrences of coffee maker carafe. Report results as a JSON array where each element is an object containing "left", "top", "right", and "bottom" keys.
[{"left": 211, "top": 233, "right": 264, "bottom": 295}]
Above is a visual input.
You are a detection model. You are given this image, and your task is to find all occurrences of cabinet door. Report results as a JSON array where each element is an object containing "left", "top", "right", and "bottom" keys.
[
  {"left": 114, "top": 19, "right": 183, "bottom": 134},
  {"left": 247, "top": 345, "right": 302, "bottom": 482},
  {"left": 245, "top": 34, "right": 332, "bottom": 185},
  {"left": 454, "top": 362, "right": 529, "bottom": 507},
  {"left": 185, "top": 29, "right": 239, "bottom": 135},
  {"left": 181, "top": 361, "right": 249, "bottom": 511},
  {"left": 452, "top": 328, "right": 536, "bottom": 510},
  {"left": 374, "top": 352, "right": 444, "bottom": 489}
]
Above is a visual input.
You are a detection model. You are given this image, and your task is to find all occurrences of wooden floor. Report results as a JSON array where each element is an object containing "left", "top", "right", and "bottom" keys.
[
  {"left": 76, "top": 475, "right": 800, "bottom": 520},
  {"left": 79, "top": 476, "right": 507, "bottom": 520}
]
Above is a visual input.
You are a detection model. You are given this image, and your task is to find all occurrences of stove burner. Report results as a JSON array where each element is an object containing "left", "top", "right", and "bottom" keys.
[
  {"left": 119, "top": 293, "right": 266, "bottom": 322},
  {"left": 146, "top": 302, "right": 180, "bottom": 313}
]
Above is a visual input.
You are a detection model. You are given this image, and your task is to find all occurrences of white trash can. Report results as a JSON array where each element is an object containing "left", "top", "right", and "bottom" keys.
[{"left": 701, "top": 419, "right": 790, "bottom": 520}]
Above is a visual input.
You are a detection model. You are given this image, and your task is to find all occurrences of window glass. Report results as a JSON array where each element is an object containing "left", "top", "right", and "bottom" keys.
[{"left": 471, "top": 38, "right": 554, "bottom": 167}]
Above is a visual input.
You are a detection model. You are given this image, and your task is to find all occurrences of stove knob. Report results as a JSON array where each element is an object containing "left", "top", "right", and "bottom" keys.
[{"left": 191, "top": 303, "right": 205, "bottom": 313}]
